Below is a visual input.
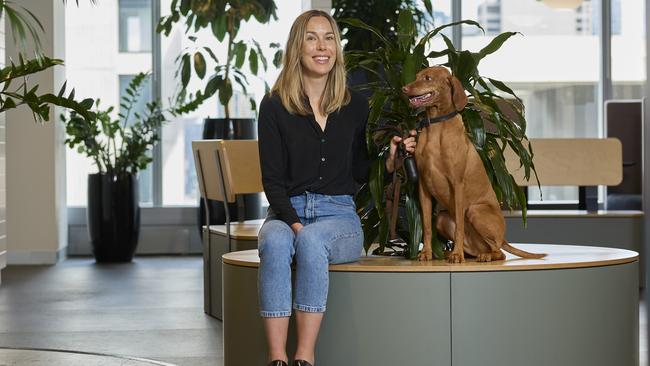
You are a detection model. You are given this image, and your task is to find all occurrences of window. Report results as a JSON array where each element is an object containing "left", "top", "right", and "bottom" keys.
[
  {"left": 463, "top": 0, "right": 601, "bottom": 204},
  {"left": 159, "top": 0, "right": 303, "bottom": 205},
  {"left": 611, "top": 0, "right": 645, "bottom": 99},
  {"left": 66, "top": 1, "right": 152, "bottom": 206},
  {"left": 119, "top": 74, "right": 154, "bottom": 204},
  {"left": 119, "top": 0, "right": 152, "bottom": 53}
]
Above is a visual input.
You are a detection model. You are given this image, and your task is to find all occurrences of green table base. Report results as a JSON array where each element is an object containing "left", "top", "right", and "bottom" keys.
[{"left": 223, "top": 258, "right": 638, "bottom": 366}]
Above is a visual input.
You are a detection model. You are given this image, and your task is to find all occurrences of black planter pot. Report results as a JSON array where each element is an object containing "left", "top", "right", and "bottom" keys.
[
  {"left": 198, "top": 118, "right": 263, "bottom": 235},
  {"left": 87, "top": 173, "right": 140, "bottom": 262}
]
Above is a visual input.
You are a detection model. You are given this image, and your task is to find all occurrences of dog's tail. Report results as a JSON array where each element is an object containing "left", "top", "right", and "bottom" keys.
[{"left": 501, "top": 241, "right": 547, "bottom": 259}]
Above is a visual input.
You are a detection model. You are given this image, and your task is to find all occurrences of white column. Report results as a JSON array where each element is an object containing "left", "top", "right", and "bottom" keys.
[
  {"left": 5, "top": 0, "right": 68, "bottom": 265},
  {"left": 0, "top": 14, "right": 6, "bottom": 281}
]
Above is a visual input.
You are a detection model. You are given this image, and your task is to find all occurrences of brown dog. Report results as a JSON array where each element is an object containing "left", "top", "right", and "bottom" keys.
[{"left": 402, "top": 66, "right": 545, "bottom": 263}]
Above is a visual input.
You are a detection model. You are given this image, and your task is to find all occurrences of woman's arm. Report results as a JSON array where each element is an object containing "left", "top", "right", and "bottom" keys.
[{"left": 258, "top": 96, "right": 301, "bottom": 227}]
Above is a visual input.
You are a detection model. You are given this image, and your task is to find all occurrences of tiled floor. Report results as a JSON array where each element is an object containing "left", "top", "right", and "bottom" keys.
[{"left": 0, "top": 257, "right": 646, "bottom": 365}]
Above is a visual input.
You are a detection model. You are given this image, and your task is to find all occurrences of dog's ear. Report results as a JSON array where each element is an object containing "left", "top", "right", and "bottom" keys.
[{"left": 449, "top": 76, "right": 468, "bottom": 111}]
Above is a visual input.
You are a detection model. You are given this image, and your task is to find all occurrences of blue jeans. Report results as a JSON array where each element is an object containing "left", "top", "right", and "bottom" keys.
[{"left": 257, "top": 191, "right": 363, "bottom": 318}]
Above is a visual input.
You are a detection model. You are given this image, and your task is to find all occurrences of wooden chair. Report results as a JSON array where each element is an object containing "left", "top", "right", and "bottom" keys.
[
  {"left": 504, "top": 138, "right": 623, "bottom": 210},
  {"left": 192, "top": 139, "right": 265, "bottom": 320}
]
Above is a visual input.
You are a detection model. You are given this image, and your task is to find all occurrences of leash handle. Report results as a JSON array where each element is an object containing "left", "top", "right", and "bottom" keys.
[{"left": 398, "top": 135, "right": 418, "bottom": 183}]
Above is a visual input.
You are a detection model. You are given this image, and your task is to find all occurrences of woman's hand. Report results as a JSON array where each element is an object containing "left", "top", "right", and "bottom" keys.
[
  {"left": 291, "top": 222, "right": 304, "bottom": 234},
  {"left": 386, "top": 129, "right": 417, "bottom": 173}
]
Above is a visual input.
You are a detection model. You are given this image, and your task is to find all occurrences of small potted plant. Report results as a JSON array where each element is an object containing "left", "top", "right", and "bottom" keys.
[{"left": 60, "top": 72, "right": 178, "bottom": 262}]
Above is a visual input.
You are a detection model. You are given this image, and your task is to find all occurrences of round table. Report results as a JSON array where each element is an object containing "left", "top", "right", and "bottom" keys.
[{"left": 222, "top": 244, "right": 639, "bottom": 366}]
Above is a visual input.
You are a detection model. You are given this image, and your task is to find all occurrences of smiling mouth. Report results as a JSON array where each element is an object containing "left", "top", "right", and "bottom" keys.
[
  {"left": 408, "top": 92, "right": 433, "bottom": 108},
  {"left": 313, "top": 56, "right": 330, "bottom": 64}
]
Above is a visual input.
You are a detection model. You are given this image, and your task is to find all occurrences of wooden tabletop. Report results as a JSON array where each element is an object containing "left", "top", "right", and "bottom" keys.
[
  {"left": 223, "top": 244, "right": 638, "bottom": 272},
  {"left": 206, "top": 219, "right": 265, "bottom": 240},
  {"left": 503, "top": 210, "right": 643, "bottom": 218}
]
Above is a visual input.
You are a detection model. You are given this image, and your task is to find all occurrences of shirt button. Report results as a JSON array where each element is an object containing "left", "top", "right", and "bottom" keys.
[
  {"left": 319, "top": 176, "right": 323, "bottom": 180},
  {"left": 321, "top": 157, "right": 326, "bottom": 162}
]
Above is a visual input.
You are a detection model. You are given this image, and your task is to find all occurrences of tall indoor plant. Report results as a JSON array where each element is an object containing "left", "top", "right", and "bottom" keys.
[
  {"left": 157, "top": 0, "right": 280, "bottom": 227},
  {"left": 341, "top": 11, "right": 539, "bottom": 259},
  {"left": 61, "top": 73, "right": 177, "bottom": 262},
  {"left": 0, "top": 0, "right": 96, "bottom": 122}
]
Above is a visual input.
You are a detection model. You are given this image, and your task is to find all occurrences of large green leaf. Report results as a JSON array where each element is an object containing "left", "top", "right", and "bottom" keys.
[
  {"left": 211, "top": 14, "right": 227, "bottom": 42},
  {"left": 478, "top": 32, "right": 520, "bottom": 60},
  {"left": 405, "top": 194, "right": 422, "bottom": 259},
  {"left": 396, "top": 9, "right": 415, "bottom": 50},
  {"left": 402, "top": 53, "right": 416, "bottom": 86}
]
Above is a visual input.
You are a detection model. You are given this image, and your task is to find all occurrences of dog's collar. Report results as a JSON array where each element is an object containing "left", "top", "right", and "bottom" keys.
[{"left": 416, "top": 110, "right": 460, "bottom": 132}]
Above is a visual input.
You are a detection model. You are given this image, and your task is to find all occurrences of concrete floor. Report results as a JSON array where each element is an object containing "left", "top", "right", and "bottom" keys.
[
  {"left": 0, "top": 256, "right": 222, "bottom": 366},
  {"left": 0, "top": 256, "right": 646, "bottom": 366}
]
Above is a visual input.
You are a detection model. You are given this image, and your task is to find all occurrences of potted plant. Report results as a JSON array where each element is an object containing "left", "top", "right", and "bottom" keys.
[
  {"left": 60, "top": 72, "right": 177, "bottom": 262},
  {"left": 341, "top": 11, "right": 539, "bottom": 259},
  {"left": 157, "top": 0, "right": 281, "bottom": 227},
  {"left": 0, "top": 1, "right": 96, "bottom": 121}
]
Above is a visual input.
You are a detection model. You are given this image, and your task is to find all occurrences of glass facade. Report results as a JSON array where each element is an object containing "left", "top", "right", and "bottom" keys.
[
  {"left": 463, "top": 0, "right": 603, "bottom": 203},
  {"left": 119, "top": 0, "right": 152, "bottom": 53},
  {"left": 65, "top": 1, "right": 152, "bottom": 206},
  {"left": 65, "top": 0, "right": 647, "bottom": 209},
  {"left": 158, "top": 0, "right": 302, "bottom": 205}
]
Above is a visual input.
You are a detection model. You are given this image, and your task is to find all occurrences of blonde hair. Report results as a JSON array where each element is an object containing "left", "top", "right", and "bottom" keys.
[{"left": 271, "top": 10, "right": 350, "bottom": 116}]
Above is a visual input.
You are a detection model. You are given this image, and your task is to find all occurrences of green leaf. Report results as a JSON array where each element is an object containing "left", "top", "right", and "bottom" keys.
[
  {"left": 193, "top": 52, "right": 206, "bottom": 79},
  {"left": 417, "top": 20, "right": 483, "bottom": 49},
  {"left": 234, "top": 42, "right": 247, "bottom": 69},
  {"left": 211, "top": 15, "right": 227, "bottom": 42},
  {"left": 218, "top": 79, "right": 233, "bottom": 107},
  {"left": 181, "top": 54, "right": 191, "bottom": 88},
  {"left": 273, "top": 49, "right": 283, "bottom": 68},
  {"left": 402, "top": 53, "right": 416, "bottom": 86},
  {"left": 405, "top": 194, "right": 422, "bottom": 260},
  {"left": 488, "top": 78, "right": 521, "bottom": 102},
  {"left": 423, "top": 0, "right": 433, "bottom": 15},
  {"left": 478, "top": 32, "right": 520, "bottom": 60},
  {"left": 249, "top": 48, "right": 259, "bottom": 75},
  {"left": 203, "top": 47, "right": 219, "bottom": 63},
  {"left": 396, "top": 9, "right": 415, "bottom": 50}
]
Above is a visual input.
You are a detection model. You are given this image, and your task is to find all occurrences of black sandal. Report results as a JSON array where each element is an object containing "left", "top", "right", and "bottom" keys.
[{"left": 267, "top": 361, "right": 288, "bottom": 366}]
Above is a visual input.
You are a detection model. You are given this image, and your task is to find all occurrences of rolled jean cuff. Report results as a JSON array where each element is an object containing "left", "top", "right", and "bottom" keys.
[
  {"left": 260, "top": 310, "right": 291, "bottom": 318},
  {"left": 293, "top": 303, "right": 326, "bottom": 313}
]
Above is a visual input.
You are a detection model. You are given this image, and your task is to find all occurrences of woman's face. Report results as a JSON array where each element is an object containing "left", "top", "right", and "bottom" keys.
[{"left": 301, "top": 16, "right": 336, "bottom": 79}]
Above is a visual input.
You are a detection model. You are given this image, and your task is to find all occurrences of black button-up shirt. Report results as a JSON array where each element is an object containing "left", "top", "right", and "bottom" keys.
[{"left": 258, "top": 90, "right": 371, "bottom": 226}]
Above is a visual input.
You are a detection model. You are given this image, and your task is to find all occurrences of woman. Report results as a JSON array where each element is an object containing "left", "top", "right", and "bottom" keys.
[{"left": 257, "top": 10, "right": 416, "bottom": 366}]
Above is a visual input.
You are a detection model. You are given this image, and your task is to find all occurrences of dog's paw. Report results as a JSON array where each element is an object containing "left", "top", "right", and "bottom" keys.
[
  {"left": 446, "top": 253, "right": 465, "bottom": 263},
  {"left": 418, "top": 250, "right": 433, "bottom": 261},
  {"left": 476, "top": 253, "right": 492, "bottom": 262}
]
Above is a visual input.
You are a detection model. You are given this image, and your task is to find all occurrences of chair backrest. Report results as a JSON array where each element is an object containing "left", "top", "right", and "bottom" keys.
[
  {"left": 504, "top": 138, "right": 623, "bottom": 186},
  {"left": 192, "top": 139, "right": 263, "bottom": 203}
]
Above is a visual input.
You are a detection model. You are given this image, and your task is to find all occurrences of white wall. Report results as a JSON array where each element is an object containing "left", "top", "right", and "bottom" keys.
[
  {"left": 0, "top": 14, "right": 6, "bottom": 281},
  {"left": 5, "top": 0, "right": 68, "bottom": 265}
]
